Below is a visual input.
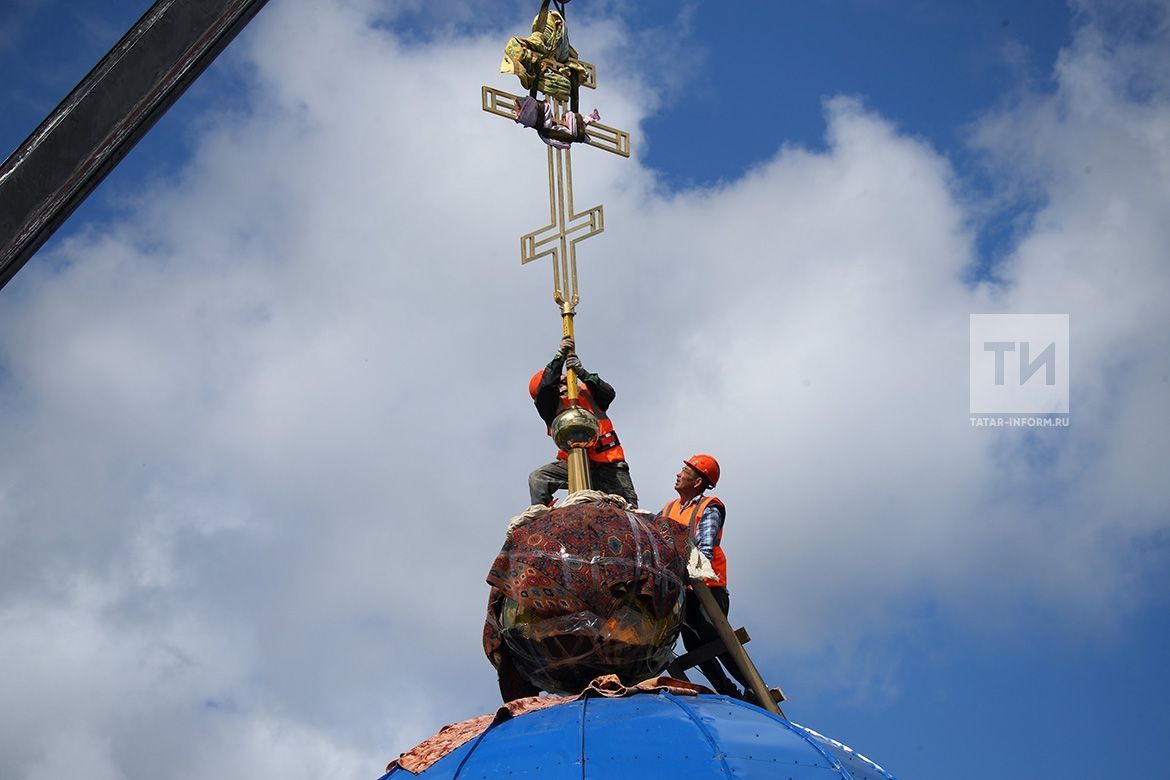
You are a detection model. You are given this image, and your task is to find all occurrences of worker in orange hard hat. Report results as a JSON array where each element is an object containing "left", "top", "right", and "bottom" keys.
[
  {"left": 660, "top": 454, "right": 752, "bottom": 699},
  {"left": 527, "top": 335, "right": 638, "bottom": 507}
]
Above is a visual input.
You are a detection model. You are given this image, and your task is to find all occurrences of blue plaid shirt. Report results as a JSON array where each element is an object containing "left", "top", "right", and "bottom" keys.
[{"left": 680, "top": 495, "right": 725, "bottom": 561}]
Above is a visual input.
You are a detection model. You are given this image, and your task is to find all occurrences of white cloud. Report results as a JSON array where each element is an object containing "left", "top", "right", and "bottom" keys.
[
  {"left": 0, "top": 588, "right": 376, "bottom": 779},
  {"left": 1, "top": 0, "right": 1168, "bottom": 774}
]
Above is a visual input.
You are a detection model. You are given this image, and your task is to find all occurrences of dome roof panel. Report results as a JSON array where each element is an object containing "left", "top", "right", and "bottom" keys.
[{"left": 383, "top": 692, "right": 897, "bottom": 780}]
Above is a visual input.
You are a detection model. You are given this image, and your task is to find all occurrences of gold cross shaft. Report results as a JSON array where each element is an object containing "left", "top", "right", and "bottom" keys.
[{"left": 524, "top": 104, "right": 598, "bottom": 308}]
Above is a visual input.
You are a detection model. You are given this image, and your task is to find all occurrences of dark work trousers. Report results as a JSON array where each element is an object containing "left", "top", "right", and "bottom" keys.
[
  {"left": 681, "top": 585, "right": 752, "bottom": 697},
  {"left": 496, "top": 644, "right": 541, "bottom": 702},
  {"left": 528, "top": 459, "right": 639, "bottom": 507}
]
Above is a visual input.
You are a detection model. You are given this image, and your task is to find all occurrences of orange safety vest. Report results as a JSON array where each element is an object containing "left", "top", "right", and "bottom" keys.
[
  {"left": 550, "top": 385, "right": 626, "bottom": 464},
  {"left": 660, "top": 495, "right": 727, "bottom": 588}
]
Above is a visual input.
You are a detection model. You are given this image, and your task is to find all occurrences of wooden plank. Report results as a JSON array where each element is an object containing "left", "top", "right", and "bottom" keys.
[{"left": 692, "top": 581, "right": 785, "bottom": 716}]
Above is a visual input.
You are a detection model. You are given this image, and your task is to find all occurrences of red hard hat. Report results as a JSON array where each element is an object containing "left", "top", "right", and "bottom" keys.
[
  {"left": 528, "top": 370, "right": 544, "bottom": 398},
  {"left": 684, "top": 453, "right": 720, "bottom": 488}
]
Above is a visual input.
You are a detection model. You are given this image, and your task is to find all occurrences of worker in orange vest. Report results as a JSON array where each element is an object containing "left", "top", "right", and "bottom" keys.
[
  {"left": 528, "top": 335, "right": 638, "bottom": 507},
  {"left": 660, "top": 454, "right": 752, "bottom": 699}
]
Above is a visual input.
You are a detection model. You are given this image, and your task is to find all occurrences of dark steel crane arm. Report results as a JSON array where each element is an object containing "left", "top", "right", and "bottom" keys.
[{"left": 0, "top": 0, "right": 272, "bottom": 292}]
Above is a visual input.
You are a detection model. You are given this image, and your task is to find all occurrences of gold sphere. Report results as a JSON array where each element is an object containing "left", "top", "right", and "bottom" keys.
[{"left": 551, "top": 405, "right": 600, "bottom": 451}]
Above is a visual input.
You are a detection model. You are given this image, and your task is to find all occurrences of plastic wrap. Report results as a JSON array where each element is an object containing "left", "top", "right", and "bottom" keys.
[{"left": 484, "top": 501, "right": 688, "bottom": 695}]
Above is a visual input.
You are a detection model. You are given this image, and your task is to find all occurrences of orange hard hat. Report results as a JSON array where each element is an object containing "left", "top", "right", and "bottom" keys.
[{"left": 684, "top": 453, "right": 720, "bottom": 488}]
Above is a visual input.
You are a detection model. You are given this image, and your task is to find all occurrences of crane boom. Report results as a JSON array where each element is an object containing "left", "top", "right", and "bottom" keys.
[{"left": 0, "top": 0, "right": 271, "bottom": 292}]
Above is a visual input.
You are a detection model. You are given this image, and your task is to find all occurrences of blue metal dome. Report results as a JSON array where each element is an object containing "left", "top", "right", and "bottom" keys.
[{"left": 381, "top": 692, "right": 896, "bottom": 779}]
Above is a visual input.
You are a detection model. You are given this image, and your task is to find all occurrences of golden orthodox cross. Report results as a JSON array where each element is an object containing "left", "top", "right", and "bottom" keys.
[{"left": 481, "top": 60, "right": 630, "bottom": 309}]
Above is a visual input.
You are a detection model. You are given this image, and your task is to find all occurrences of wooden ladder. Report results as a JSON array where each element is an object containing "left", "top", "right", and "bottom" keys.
[{"left": 666, "top": 581, "right": 787, "bottom": 718}]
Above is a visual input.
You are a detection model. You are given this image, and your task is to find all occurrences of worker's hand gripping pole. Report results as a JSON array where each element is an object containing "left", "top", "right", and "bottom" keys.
[{"left": 560, "top": 302, "right": 593, "bottom": 494}]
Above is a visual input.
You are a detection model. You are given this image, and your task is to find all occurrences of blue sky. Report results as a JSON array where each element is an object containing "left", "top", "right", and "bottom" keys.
[{"left": 2, "top": 2, "right": 1169, "bottom": 779}]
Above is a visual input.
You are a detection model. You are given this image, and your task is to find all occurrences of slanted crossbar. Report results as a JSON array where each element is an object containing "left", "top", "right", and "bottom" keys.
[
  {"left": 482, "top": 86, "right": 630, "bottom": 158},
  {"left": 667, "top": 626, "right": 752, "bottom": 679}
]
